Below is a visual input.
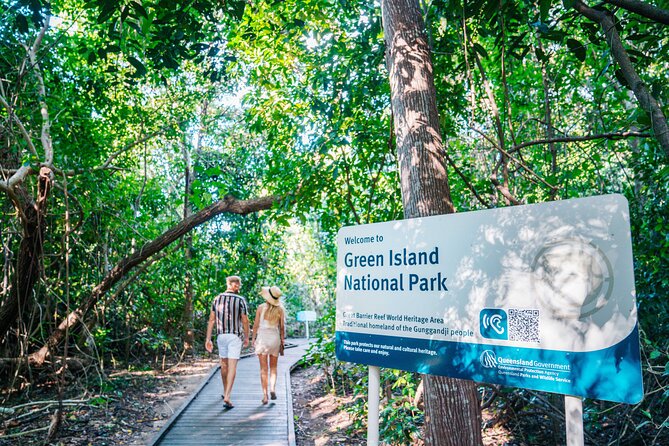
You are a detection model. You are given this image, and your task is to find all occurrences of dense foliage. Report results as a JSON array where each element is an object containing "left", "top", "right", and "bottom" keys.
[{"left": 1, "top": 0, "right": 668, "bottom": 444}]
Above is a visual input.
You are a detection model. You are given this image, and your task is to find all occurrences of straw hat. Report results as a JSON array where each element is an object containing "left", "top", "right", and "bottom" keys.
[{"left": 260, "top": 286, "right": 283, "bottom": 306}]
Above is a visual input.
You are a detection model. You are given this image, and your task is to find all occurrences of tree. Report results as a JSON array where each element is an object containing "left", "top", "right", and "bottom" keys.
[
  {"left": 1, "top": 0, "right": 668, "bottom": 441},
  {"left": 0, "top": 17, "right": 55, "bottom": 341},
  {"left": 28, "top": 193, "right": 280, "bottom": 365},
  {"left": 381, "top": 0, "right": 483, "bottom": 445}
]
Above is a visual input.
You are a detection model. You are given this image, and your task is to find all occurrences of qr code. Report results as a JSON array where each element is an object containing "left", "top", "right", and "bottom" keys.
[{"left": 508, "top": 309, "right": 540, "bottom": 343}]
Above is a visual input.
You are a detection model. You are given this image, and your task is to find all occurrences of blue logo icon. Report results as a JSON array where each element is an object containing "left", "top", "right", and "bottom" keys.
[
  {"left": 480, "top": 309, "right": 508, "bottom": 340},
  {"left": 479, "top": 350, "right": 498, "bottom": 368}
]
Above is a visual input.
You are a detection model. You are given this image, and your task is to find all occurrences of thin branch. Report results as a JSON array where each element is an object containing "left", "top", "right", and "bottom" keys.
[
  {"left": 0, "top": 425, "right": 50, "bottom": 439},
  {"left": 490, "top": 177, "right": 522, "bottom": 205},
  {"left": 0, "top": 93, "right": 40, "bottom": 160},
  {"left": 444, "top": 154, "right": 492, "bottom": 208},
  {"left": 470, "top": 126, "right": 558, "bottom": 193},
  {"left": 511, "top": 131, "right": 651, "bottom": 153},
  {"left": 470, "top": 44, "right": 505, "bottom": 152},
  {"left": 28, "top": 15, "right": 53, "bottom": 165},
  {"left": 605, "top": 0, "right": 669, "bottom": 25},
  {"left": 338, "top": 146, "right": 362, "bottom": 225},
  {"left": 95, "top": 120, "right": 184, "bottom": 171},
  {"left": 365, "top": 115, "right": 394, "bottom": 222}
]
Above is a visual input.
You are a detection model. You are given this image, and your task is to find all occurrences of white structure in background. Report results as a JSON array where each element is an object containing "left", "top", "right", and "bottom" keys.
[{"left": 296, "top": 311, "right": 317, "bottom": 339}]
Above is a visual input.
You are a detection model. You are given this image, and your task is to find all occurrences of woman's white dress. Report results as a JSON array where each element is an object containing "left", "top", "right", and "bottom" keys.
[{"left": 255, "top": 304, "right": 281, "bottom": 356}]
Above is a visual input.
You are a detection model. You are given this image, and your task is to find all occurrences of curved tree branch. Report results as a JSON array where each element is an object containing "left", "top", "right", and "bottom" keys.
[
  {"left": 605, "top": 0, "right": 669, "bottom": 25},
  {"left": 27, "top": 193, "right": 282, "bottom": 364},
  {"left": 574, "top": 1, "right": 669, "bottom": 158}
]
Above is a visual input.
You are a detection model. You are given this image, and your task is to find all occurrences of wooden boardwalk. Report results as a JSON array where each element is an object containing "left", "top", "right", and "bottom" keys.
[{"left": 150, "top": 339, "right": 310, "bottom": 446}]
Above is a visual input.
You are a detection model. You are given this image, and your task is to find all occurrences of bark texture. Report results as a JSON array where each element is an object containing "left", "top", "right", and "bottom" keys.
[
  {"left": 381, "top": 1, "right": 483, "bottom": 445},
  {"left": 382, "top": 0, "right": 454, "bottom": 217},
  {"left": 0, "top": 167, "right": 52, "bottom": 340},
  {"left": 605, "top": 0, "right": 669, "bottom": 24}
]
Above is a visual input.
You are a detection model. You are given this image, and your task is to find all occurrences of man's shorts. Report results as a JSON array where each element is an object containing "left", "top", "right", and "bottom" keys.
[{"left": 216, "top": 333, "right": 242, "bottom": 359}]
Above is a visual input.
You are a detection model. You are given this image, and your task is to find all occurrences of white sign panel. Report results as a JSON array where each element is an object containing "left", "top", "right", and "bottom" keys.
[
  {"left": 297, "top": 310, "right": 317, "bottom": 322},
  {"left": 335, "top": 194, "right": 642, "bottom": 403}
]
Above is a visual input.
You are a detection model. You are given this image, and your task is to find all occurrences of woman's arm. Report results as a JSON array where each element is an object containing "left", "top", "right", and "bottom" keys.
[
  {"left": 251, "top": 305, "right": 262, "bottom": 344},
  {"left": 279, "top": 308, "right": 286, "bottom": 343}
]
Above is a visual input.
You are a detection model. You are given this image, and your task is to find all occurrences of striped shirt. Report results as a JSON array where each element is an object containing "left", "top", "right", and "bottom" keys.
[{"left": 211, "top": 292, "right": 249, "bottom": 337}]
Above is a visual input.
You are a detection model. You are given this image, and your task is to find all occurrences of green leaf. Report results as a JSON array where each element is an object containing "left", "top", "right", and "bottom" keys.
[
  {"left": 539, "top": 0, "right": 551, "bottom": 22},
  {"left": 127, "top": 56, "right": 147, "bottom": 76},
  {"left": 131, "top": 1, "right": 149, "bottom": 19},
  {"left": 97, "top": 0, "right": 118, "bottom": 24},
  {"left": 205, "top": 166, "right": 223, "bottom": 176},
  {"left": 566, "top": 38, "right": 586, "bottom": 62},
  {"left": 15, "top": 14, "right": 29, "bottom": 33},
  {"left": 614, "top": 69, "right": 631, "bottom": 90},
  {"left": 472, "top": 43, "right": 489, "bottom": 59}
]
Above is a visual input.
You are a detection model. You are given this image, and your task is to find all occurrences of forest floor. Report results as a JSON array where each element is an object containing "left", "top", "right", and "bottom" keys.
[
  {"left": 290, "top": 363, "right": 517, "bottom": 446},
  {"left": 0, "top": 356, "right": 214, "bottom": 445},
  {"left": 1, "top": 353, "right": 555, "bottom": 446}
]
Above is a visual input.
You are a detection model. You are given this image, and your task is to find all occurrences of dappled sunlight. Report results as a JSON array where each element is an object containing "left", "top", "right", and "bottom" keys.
[
  {"left": 145, "top": 389, "right": 189, "bottom": 399},
  {"left": 248, "top": 411, "right": 275, "bottom": 421}
]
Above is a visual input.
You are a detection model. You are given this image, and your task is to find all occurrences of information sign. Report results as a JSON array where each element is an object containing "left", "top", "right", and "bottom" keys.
[
  {"left": 297, "top": 311, "right": 317, "bottom": 322},
  {"left": 335, "top": 194, "right": 642, "bottom": 403}
]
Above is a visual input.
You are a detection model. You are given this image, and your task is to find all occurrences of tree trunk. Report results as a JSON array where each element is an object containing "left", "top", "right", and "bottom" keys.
[
  {"left": 380, "top": 1, "right": 483, "bottom": 445},
  {"left": 0, "top": 167, "right": 52, "bottom": 340},
  {"left": 182, "top": 139, "right": 195, "bottom": 352}
]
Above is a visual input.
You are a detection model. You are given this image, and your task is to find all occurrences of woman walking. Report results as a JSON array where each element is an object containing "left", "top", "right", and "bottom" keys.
[{"left": 251, "top": 285, "right": 286, "bottom": 404}]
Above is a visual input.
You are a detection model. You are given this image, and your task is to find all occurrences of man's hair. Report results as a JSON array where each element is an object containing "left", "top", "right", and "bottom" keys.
[{"left": 226, "top": 275, "right": 241, "bottom": 285}]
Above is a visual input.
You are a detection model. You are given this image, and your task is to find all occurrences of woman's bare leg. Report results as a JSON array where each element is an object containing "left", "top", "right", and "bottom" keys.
[
  {"left": 258, "top": 354, "right": 269, "bottom": 403},
  {"left": 269, "top": 354, "right": 279, "bottom": 398}
]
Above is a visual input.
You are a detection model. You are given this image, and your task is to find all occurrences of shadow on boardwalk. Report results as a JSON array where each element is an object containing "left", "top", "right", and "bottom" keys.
[{"left": 149, "top": 338, "right": 310, "bottom": 446}]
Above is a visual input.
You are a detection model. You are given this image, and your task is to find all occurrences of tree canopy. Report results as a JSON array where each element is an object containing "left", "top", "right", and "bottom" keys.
[{"left": 1, "top": 0, "right": 668, "bottom": 443}]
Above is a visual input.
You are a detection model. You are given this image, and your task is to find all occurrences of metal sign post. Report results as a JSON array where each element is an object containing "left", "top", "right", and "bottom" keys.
[
  {"left": 368, "top": 366, "right": 380, "bottom": 446},
  {"left": 565, "top": 396, "right": 584, "bottom": 446}
]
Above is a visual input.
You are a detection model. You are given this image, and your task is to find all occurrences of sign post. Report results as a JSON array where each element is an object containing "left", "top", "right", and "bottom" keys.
[
  {"left": 565, "top": 396, "right": 584, "bottom": 446},
  {"left": 335, "top": 194, "right": 643, "bottom": 441},
  {"left": 368, "top": 366, "right": 380, "bottom": 446}
]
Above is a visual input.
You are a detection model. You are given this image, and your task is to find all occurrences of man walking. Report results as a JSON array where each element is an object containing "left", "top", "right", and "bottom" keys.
[{"left": 205, "top": 275, "right": 250, "bottom": 409}]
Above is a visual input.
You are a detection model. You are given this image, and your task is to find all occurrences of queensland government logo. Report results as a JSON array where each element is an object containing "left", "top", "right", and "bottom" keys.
[{"left": 479, "top": 350, "right": 498, "bottom": 368}]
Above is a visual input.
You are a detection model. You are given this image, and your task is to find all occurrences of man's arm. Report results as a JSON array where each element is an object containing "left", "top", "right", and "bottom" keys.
[
  {"left": 205, "top": 310, "right": 215, "bottom": 352},
  {"left": 242, "top": 314, "right": 250, "bottom": 347}
]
